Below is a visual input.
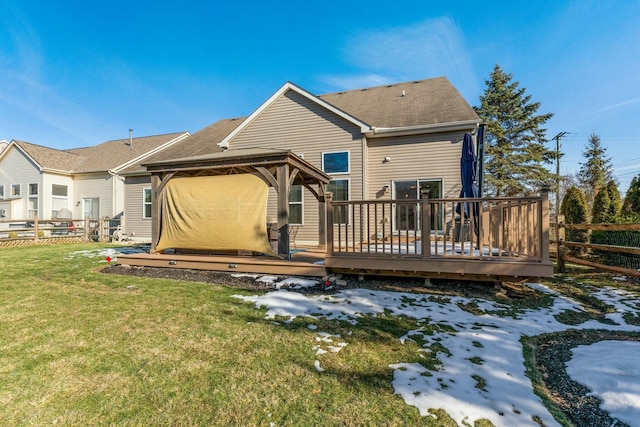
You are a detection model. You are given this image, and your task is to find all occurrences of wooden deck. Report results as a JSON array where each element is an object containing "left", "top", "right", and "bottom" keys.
[
  {"left": 117, "top": 190, "right": 554, "bottom": 282},
  {"left": 117, "top": 248, "right": 327, "bottom": 277}
]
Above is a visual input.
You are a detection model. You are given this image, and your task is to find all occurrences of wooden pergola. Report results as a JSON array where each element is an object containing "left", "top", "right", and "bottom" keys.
[{"left": 142, "top": 148, "right": 331, "bottom": 258}]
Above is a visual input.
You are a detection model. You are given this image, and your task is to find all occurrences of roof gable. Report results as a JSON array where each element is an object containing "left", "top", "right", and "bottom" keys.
[
  {"left": 6, "top": 140, "right": 81, "bottom": 173},
  {"left": 218, "top": 82, "right": 371, "bottom": 149}
]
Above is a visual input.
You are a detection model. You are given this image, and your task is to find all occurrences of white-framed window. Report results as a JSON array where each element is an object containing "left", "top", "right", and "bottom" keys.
[
  {"left": 328, "top": 179, "right": 350, "bottom": 224},
  {"left": 11, "top": 184, "right": 21, "bottom": 197},
  {"left": 51, "top": 184, "right": 69, "bottom": 218},
  {"left": 392, "top": 179, "right": 443, "bottom": 231},
  {"left": 28, "top": 198, "right": 39, "bottom": 219},
  {"left": 0, "top": 184, "right": 4, "bottom": 199},
  {"left": 143, "top": 188, "right": 152, "bottom": 219},
  {"left": 289, "top": 185, "right": 303, "bottom": 225},
  {"left": 322, "top": 151, "right": 350, "bottom": 175},
  {"left": 83, "top": 198, "right": 100, "bottom": 219},
  {"left": 28, "top": 183, "right": 39, "bottom": 219}
]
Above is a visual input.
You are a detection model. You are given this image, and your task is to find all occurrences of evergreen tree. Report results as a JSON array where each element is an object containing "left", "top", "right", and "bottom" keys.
[
  {"left": 591, "top": 188, "right": 611, "bottom": 223},
  {"left": 623, "top": 174, "right": 640, "bottom": 215},
  {"left": 605, "top": 180, "right": 621, "bottom": 219},
  {"left": 561, "top": 186, "right": 589, "bottom": 255},
  {"left": 578, "top": 133, "right": 613, "bottom": 210},
  {"left": 474, "top": 65, "right": 555, "bottom": 197}
]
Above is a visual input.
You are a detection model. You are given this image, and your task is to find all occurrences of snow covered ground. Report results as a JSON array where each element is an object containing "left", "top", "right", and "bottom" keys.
[{"left": 234, "top": 279, "right": 640, "bottom": 427}]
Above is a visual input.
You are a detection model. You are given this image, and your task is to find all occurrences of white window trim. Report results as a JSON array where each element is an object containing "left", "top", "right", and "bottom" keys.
[
  {"left": 289, "top": 185, "right": 304, "bottom": 226},
  {"left": 11, "top": 183, "right": 21, "bottom": 197},
  {"left": 143, "top": 188, "right": 152, "bottom": 219},
  {"left": 28, "top": 183, "right": 39, "bottom": 196},
  {"left": 322, "top": 150, "right": 350, "bottom": 175}
]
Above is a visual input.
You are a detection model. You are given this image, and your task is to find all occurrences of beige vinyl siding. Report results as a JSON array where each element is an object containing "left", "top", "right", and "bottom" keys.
[
  {"left": 72, "top": 174, "right": 115, "bottom": 219},
  {"left": 229, "top": 89, "right": 365, "bottom": 244},
  {"left": 123, "top": 176, "right": 152, "bottom": 238},
  {"left": 367, "top": 131, "right": 473, "bottom": 201}
]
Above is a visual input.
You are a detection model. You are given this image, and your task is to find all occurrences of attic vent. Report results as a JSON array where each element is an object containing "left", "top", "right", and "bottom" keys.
[
  {"left": 414, "top": 81, "right": 421, "bottom": 84},
  {"left": 386, "top": 85, "right": 393, "bottom": 88},
  {"left": 361, "top": 88, "right": 368, "bottom": 91}
]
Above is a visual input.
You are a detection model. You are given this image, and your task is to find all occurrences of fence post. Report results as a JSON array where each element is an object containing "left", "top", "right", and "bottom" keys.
[
  {"left": 557, "top": 214, "right": 566, "bottom": 273},
  {"left": 539, "top": 185, "right": 550, "bottom": 263},
  {"left": 34, "top": 216, "right": 39, "bottom": 243},
  {"left": 420, "top": 190, "right": 431, "bottom": 259},
  {"left": 326, "top": 192, "right": 334, "bottom": 254},
  {"left": 84, "top": 216, "right": 90, "bottom": 242}
]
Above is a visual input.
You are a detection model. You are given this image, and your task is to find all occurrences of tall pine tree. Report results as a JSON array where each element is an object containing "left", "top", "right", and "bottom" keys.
[
  {"left": 578, "top": 132, "right": 613, "bottom": 211},
  {"left": 474, "top": 65, "right": 555, "bottom": 197}
]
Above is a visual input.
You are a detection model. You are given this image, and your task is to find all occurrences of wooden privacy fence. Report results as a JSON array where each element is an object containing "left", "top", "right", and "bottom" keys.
[
  {"left": 326, "top": 189, "right": 549, "bottom": 263},
  {"left": 556, "top": 221, "right": 640, "bottom": 277},
  {"left": 0, "top": 217, "right": 120, "bottom": 247}
]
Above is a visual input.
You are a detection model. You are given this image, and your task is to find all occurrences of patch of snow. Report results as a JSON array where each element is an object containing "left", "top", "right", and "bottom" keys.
[
  {"left": 231, "top": 273, "right": 259, "bottom": 279},
  {"left": 566, "top": 340, "right": 640, "bottom": 426},
  {"left": 233, "top": 282, "right": 640, "bottom": 426},
  {"left": 314, "top": 360, "right": 325, "bottom": 372}
]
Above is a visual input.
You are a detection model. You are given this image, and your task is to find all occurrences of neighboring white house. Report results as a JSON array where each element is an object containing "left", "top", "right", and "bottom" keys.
[{"left": 0, "top": 132, "right": 189, "bottom": 226}]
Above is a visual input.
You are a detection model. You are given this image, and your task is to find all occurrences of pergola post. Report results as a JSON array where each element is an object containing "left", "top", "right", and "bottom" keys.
[
  {"left": 150, "top": 173, "right": 162, "bottom": 253},
  {"left": 276, "top": 163, "right": 290, "bottom": 259},
  {"left": 318, "top": 183, "right": 327, "bottom": 250}
]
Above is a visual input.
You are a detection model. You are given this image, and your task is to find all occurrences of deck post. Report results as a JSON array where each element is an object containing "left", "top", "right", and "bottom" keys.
[
  {"left": 276, "top": 163, "right": 290, "bottom": 259},
  {"left": 421, "top": 190, "right": 431, "bottom": 259},
  {"left": 326, "top": 192, "right": 334, "bottom": 254},
  {"left": 318, "top": 183, "right": 327, "bottom": 250},
  {"left": 539, "top": 185, "right": 550, "bottom": 262},
  {"left": 150, "top": 173, "right": 162, "bottom": 253}
]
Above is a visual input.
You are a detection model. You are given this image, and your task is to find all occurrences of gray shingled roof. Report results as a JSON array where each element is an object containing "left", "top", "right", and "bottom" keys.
[
  {"left": 68, "top": 132, "right": 188, "bottom": 173},
  {"left": 10, "top": 133, "right": 187, "bottom": 174},
  {"left": 119, "top": 118, "right": 245, "bottom": 175},
  {"left": 13, "top": 140, "right": 81, "bottom": 172},
  {"left": 319, "top": 76, "right": 479, "bottom": 128}
]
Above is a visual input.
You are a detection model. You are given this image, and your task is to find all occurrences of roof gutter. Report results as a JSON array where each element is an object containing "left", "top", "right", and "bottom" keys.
[{"left": 365, "top": 119, "right": 480, "bottom": 138}]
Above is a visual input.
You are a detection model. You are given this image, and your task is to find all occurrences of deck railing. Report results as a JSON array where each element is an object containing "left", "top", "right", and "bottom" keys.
[{"left": 326, "top": 188, "right": 550, "bottom": 263}]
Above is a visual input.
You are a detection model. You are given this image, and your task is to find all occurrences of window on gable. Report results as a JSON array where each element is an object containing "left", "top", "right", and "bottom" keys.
[
  {"left": 143, "top": 188, "right": 152, "bottom": 219},
  {"left": 29, "top": 183, "right": 38, "bottom": 196},
  {"left": 11, "top": 184, "right": 21, "bottom": 197},
  {"left": 0, "top": 185, "right": 4, "bottom": 199},
  {"left": 289, "top": 185, "right": 303, "bottom": 225},
  {"left": 322, "top": 151, "right": 350, "bottom": 174}
]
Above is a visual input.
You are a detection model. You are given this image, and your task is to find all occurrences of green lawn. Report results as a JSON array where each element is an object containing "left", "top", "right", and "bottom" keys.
[{"left": 0, "top": 243, "right": 454, "bottom": 426}]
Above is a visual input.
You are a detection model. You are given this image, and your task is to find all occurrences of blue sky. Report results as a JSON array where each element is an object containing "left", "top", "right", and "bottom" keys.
[{"left": 1, "top": 0, "right": 639, "bottom": 194}]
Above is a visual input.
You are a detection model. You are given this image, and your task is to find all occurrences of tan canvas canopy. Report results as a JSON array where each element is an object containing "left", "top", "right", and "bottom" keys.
[
  {"left": 156, "top": 174, "right": 275, "bottom": 255},
  {"left": 143, "top": 148, "right": 331, "bottom": 258}
]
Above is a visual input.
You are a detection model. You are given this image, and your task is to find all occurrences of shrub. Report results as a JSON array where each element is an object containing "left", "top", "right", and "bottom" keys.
[{"left": 561, "top": 186, "right": 589, "bottom": 255}]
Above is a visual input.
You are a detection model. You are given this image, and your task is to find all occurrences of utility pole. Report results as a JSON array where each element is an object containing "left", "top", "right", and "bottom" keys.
[{"left": 552, "top": 131, "right": 567, "bottom": 273}]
